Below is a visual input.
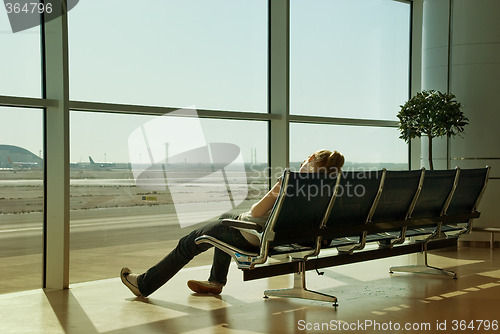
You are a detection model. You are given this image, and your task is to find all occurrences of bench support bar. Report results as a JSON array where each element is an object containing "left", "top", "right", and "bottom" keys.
[
  {"left": 264, "top": 260, "right": 338, "bottom": 306},
  {"left": 389, "top": 241, "right": 457, "bottom": 278},
  {"left": 243, "top": 238, "right": 457, "bottom": 281}
]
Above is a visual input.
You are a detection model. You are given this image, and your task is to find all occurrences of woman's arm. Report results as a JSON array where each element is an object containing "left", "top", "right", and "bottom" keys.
[{"left": 250, "top": 181, "right": 281, "bottom": 218}]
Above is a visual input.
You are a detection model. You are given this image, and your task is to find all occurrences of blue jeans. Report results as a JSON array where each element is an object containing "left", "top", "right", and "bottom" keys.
[{"left": 136, "top": 213, "right": 256, "bottom": 297}]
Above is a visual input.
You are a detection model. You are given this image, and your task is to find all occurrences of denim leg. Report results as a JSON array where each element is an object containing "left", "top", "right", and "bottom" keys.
[
  {"left": 137, "top": 214, "right": 254, "bottom": 296},
  {"left": 208, "top": 247, "right": 232, "bottom": 285},
  {"left": 208, "top": 224, "right": 256, "bottom": 284}
]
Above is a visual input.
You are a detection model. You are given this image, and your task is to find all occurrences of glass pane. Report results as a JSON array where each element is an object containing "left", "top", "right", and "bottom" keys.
[
  {"left": 69, "top": 110, "right": 268, "bottom": 283},
  {"left": 0, "top": 10, "right": 41, "bottom": 97},
  {"left": 68, "top": 0, "right": 267, "bottom": 112},
  {"left": 290, "top": 0, "right": 411, "bottom": 120},
  {"left": 290, "top": 123, "right": 408, "bottom": 170},
  {"left": 0, "top": 107, "right": 44, "bottom": 294}
]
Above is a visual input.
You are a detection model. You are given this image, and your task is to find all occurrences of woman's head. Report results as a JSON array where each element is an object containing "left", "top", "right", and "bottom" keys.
[{"left": 299, "top": 149, "right": 345, "bottom": 174}]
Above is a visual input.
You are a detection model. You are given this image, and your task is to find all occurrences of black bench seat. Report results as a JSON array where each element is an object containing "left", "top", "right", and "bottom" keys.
[{"left": 195, "top": 167, "right": 490, "bottom": 306}]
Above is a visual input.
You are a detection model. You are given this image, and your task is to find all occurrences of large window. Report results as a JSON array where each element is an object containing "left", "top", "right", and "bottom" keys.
[
  {"left": 1, "top": 9, "right": 43, "bottom": 294},
  {"left": 0, "top": 0, "right": 411, "bottom": 293},
  {"left": 68, "top": 0, "right": 268, "bottom": 112},
  {"left": 69, "top": 111, "right": 268, "bottom": 283},
  {"left": 0, "top": 9, "right": 41, "bottom": 97},
  {"left": 0, "top": 107, "right": 44, "bottom": 293},
  {"left": 290, "top": 0, "right": 411, "bottom": 120},
  {"left": 290, "top": 123, "right": 408, "bottom": 171}
]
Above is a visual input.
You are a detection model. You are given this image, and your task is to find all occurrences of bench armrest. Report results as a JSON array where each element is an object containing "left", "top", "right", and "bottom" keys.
[
  {"left": 195, "top": 235, "right": 260, "bottom": 269},
  {"left": 222, "top": 219, "right": 263, "bottom": 233}
]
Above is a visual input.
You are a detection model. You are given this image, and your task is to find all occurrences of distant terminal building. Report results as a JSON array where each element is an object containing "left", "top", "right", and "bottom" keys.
[{"left": 0, "top": 145, "right": 43, "bottom": 169}]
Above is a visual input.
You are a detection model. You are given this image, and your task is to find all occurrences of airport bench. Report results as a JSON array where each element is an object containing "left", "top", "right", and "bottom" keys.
[{"left": 195, "top": 167, "right": 490, "bottom": 306}]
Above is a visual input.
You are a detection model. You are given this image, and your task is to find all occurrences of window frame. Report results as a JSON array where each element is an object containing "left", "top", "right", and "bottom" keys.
[{"left": 0, "top": 0, "right": 412, "bottom": 291}]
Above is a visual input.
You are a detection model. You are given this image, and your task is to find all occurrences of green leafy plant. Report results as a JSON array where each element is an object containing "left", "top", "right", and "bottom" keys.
[{"left": 397, "top": 90, "right": 468, "bottom": 170}]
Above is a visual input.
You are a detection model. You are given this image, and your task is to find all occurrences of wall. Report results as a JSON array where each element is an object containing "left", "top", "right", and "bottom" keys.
[{"left": 421, "top": 0, "right": 500, "bottom": 239}]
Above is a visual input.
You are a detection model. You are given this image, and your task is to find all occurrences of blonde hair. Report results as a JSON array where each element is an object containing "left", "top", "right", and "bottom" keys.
[{"left": 312, "top": 149, "right": 345, "bottom": 174}]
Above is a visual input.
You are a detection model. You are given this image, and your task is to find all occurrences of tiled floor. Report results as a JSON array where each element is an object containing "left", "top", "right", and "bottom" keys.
[{"left": 1, "top": 246, "right": 500, "bottom": 333}]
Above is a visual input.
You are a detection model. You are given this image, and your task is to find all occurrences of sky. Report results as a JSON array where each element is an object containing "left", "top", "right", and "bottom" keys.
[{"left": 0, "top": 0, "right": 410, "bottom": 165}]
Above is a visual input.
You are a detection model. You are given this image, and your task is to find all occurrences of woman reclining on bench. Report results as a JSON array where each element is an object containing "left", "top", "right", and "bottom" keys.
[{"left": 120, "top": 149, "right": 345, "bottom": 297}]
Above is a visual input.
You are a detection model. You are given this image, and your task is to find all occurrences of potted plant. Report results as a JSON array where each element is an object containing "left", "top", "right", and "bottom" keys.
[{"left": 397, "top": 90, "right": 468, "bottom": 170}]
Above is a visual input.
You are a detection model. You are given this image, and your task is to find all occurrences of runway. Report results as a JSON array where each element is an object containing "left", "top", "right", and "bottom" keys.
[
  {"left": 0, "top": 204, "right": 253, "bottom": 257},
  {"left": 0, "top": 168, "right": 263, "bottom": 293}
]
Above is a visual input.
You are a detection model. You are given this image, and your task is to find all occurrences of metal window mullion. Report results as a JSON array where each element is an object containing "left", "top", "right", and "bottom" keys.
[
  {"left": 42, "top": 0, "right": 70, "bottom": 290},
  {"left": 410, "top": 0, "right": 423, "bottom": 170},
  {"left": 0, "top": 95, "right": 58, "bottom": 109},
  {"left": 290, "top": 115, "right": 399, "bottom": 128},
  {"left": 268, "top": 0, "right": 289, "bottom": 184},
  {"left": 68, "top": 100, "right": 277, "bottom": 121}
]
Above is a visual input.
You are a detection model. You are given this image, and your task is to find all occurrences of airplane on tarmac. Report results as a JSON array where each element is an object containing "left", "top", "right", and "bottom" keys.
[{"left": 89, "top": 156, "right": 117, "bottom": 168}]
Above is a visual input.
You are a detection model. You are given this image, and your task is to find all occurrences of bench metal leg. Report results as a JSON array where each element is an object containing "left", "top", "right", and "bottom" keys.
[
  {"left": 389, "top": 243, "right": 457, "bottom": 279},
  {"left": 264, "top": 261, "right": 338, "bottom": 306},
  {"left": 337, "top": 232, "right": 367, "bottom": 255}
]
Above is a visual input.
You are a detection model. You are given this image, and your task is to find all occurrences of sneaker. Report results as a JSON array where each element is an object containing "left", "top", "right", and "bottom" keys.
[
  {"left": 120, "top": 267, "right": 142, "bottom": 297},
  {"left": 187, "top": 280, "right": 224, "bottom": 295}
]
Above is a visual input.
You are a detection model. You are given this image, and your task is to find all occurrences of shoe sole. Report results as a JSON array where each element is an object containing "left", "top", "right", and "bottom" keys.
[
  {"left": 187, "top": 280, "right": 222, "bottom": 295},
  {"left": 120, "top": 267, "right": 142, "bottom": 297}
]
